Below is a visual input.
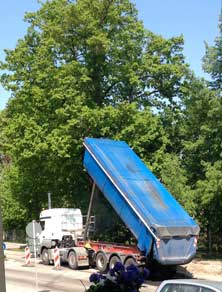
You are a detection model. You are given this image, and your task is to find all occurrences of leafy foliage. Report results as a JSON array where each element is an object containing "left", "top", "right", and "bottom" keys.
[
  {"left": 0, "top": 165, "right": 27, "bottom": 230},
  {"left": 0, "top": 0, "right": 181, "bottom": 219},
  {"left": 202, "top": 8, "right": 222, "bottom": 93},
  {"left": 196, "top": 161, "right": 222, "bottom": 237},
  {"left": 1, "top": 0, "right": 222, "bottom": 254},
  {"left": 158, "top": 153, "right": 196, "bottom": 217}
]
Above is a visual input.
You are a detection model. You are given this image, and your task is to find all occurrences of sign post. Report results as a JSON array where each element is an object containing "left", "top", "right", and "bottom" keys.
[
  {"left": 0, "top": 207, "right": 6, "bottom": 292},
  {"left": 26, "top": 221, "right": 42, "bottom": 291},
  {"left": 32, "top": 220, "right": 38, "bottom": 291}
]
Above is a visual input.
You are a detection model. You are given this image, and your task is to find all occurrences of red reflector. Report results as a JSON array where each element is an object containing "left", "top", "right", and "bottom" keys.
[
  {"left": 78, "top": 256, "right": 87, "bottom": 260},
  {"left": 193, "top": 236, "right": 198, "bottom": 247},
  {"left": 156, "top": 238, "right": 161, "bottom": 249}
]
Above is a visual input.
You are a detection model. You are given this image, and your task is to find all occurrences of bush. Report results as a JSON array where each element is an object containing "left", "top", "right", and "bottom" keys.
[{"left": 86, "top": 262, "right": 149, "bottom": 292}]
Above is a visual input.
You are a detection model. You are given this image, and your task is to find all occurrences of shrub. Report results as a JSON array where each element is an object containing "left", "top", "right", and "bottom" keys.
[{"left": 86, "top": 262, "right": 149, "bottom": 292}]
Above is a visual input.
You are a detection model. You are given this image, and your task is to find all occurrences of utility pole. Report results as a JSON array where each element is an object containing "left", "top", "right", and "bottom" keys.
[
  {"left": 48, "top": 192, "right": 52, "bottom": 209},
  {"left": 0, "top": 207, "right": 6, "bottom": 292}
]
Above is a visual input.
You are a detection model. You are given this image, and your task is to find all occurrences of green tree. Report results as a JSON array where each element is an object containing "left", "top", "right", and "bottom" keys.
[
  {"left": 158, "top": 153, "right": 196, "bottom": 217},
  {"left": 182, "top": 77, "right": 215, "bottom": 184},
  {"left": 196, "top": 161, "right": 222, "bottom": 254},
  {"left": 0, "top": 0, "right": 191, "bottom": 223},
  {"left": 202, "top": 6, "right": 222, "bottom": 93},
  {"left": 181, "top": 75, "right": 222, "bottom": 252},
  {"left": 0, "top": 101, "right": 169, "bottom": 218},
  {"left": 180, "top": 7, "right": 222, "bottom": 247},
  {"left": 1, "top": 0, "right": 189, "bottom": 109},
  {"left": 0, "top": 164, "right": 27, "bottom": 231}
]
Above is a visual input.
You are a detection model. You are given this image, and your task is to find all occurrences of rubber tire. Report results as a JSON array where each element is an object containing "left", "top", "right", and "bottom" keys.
[
  {"left": 124, "top": 257, "right": 137, "bottom": 268},
  {"left": 68, "top": 251, "right": 78, "bottom": 270},
  {"left": 95, "top": 252, "right": 108, "bottom": 273},
  {"left": 42, "top": 248, "right": 50, "bottom": 265},
  {"left": 109, "top": 255, "right": 122, "bottom": 270},
  {"left": 88, "top": 249, "right": 96, "bottom": 267}
]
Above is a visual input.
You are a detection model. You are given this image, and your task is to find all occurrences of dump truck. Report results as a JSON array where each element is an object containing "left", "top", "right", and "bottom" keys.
[
  {"left": 82, "top": 138, "right": 199, "bottom": 271},
  {"left": 28, "top": 137, "right": 199, "bottom": 272}
]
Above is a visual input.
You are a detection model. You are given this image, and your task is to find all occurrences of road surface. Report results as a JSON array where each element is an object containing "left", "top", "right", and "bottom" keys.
[{"left": 5, "top": 249, "right": 160, "bottom": 292}]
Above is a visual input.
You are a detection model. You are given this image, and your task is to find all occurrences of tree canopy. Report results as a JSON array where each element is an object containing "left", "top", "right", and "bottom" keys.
[
  {"left": 0, "top": 0, "right": 222, "bottom": 253},
  {"left": 202, "top": 7, "right": 222, "bottom": 93}
]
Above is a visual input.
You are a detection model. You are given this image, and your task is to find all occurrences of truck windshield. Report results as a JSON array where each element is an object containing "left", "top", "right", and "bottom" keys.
[{"left": 61, "top": 214, "right": 80, "bottom": 230}]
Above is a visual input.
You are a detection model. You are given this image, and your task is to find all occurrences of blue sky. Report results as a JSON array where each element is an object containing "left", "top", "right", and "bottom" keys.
[{"left": 0, "top": 0, "right": 221, "bottom": 109}]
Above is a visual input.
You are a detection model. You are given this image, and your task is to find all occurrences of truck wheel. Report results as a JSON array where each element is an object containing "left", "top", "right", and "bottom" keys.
[
  {"left": 95, "top": 252, "right": 108, "bottom": 273},
  {"left": 109, "top": 255, "right": 121, "bottom": 270},
  {"left": 42, "top": 248, "right": 50, "bottom": 265},
  {"left": 124, "top": 256, "right": 137, "bottom": 268},
  {"left": 68, "top": 251, "right": 78, "bottom": 270},
  {"left": 88, "top": 249, "right": 96, "bottom": 267}
]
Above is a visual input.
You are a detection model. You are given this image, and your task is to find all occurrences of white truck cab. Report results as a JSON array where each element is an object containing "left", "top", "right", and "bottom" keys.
[
  {"left": 39, "top": 208, "right": 83, "bottom": 243},
  {"left": 33, "top": 208, "right": 88, "bottom": 269}
]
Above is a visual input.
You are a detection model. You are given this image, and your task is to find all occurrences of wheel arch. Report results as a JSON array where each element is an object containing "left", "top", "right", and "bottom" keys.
[
  {"left": 123, "top": 255, "right": 137, "bottom": 266},
  {"left": 40, "top": 246, "right": 48, "bottom": 254},
  {"left": 109, "top": 252, "right": 123, "bottom": 263},
  {"left": 67, "top": 248, "right": 77, "bottom": 257}
]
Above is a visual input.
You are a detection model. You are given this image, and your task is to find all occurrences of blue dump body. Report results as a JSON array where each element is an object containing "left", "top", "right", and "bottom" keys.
[{"left": 83, "top": 138, "right": 199, "bottom": 265}]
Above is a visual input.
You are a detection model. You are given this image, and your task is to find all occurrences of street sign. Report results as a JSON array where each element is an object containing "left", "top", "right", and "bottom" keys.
[{"left": 26, "top": 221, "right": 42, "bottom": 239}]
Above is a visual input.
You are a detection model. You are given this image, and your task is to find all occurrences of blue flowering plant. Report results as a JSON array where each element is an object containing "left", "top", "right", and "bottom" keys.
[{"left": 86, "top": 262, "right": 149, "bottom": 292}]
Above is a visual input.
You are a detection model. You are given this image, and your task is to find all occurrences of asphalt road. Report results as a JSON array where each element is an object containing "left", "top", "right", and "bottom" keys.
[{"left": 4, "top": 250, "right": 160, "bottom": 292}]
